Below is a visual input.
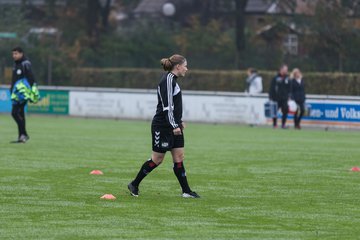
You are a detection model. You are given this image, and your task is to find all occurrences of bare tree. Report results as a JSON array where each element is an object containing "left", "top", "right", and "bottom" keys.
[
  {"left": 100, "top": 0, "right": 112, "bottom": 29},
  {"left": 86, "top": 0, "right": 112, "bottom": 44},
  {"left": 234, "top": 0, "right": 248, "bottom": 69}
]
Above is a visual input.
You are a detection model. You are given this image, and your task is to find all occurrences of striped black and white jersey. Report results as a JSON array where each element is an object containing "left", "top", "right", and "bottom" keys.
[{"left": 152, "top": 72, "right": 183, "bottom": 129}]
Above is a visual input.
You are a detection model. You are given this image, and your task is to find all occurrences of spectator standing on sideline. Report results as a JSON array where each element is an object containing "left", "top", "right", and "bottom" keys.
[
  {"left": 245, "top": 68, "right": 263, "bottom": 94},
  {"left": 10, "top": 47, "right": 37, "bottom": 143},
  {"left": 290, "top": 68, "right": 306, "bottom": 129},
  {"left": 269, "top": 64, "right": 291, "bottom": 129},
  {"left": 245, "top": 68, "right": 263, "bottom": 126}
]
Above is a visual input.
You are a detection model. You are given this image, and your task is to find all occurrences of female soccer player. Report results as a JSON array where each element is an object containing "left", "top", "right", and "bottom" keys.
[{"left": 128, "top": 54, "right": 200, "bottom": 198}]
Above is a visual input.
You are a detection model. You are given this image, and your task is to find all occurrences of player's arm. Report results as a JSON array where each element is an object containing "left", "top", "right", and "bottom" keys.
[
  {"left": 288, "top": 78, "right": 293, "bottom": 100},
  {"left": 181, "top": 121, "right": 186, "bottom": 130},
  {"left": 22, "top": 61, "right": 35, "bottom": 87},
  {"left": 10, "top": 75, "right": 16, "bottom": 93},
  {"left": 269, "top": 77, "right": 276, "bottom": 100},
  {"left": 158, "top": 78, "right": 180, "bottom": 133},
  {"left": 257, "top": 76, "right": 263, "bottom": 93}
]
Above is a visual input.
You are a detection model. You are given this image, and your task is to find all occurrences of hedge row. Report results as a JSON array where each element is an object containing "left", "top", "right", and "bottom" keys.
[{"left": 70, "top": 68, "right": 360, "bottom": 96}]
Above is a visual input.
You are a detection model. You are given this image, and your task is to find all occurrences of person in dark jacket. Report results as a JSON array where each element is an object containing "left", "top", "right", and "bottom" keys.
[
  {"left": 290, "top": 68, "right": 306, "bottom": 129},
  {"left": 269, "top": 64, "right": 291, "bottom": 128},
  {"left": 10, "top": 47, "right": 36, "bottom": 143},
  {"left": 128, "top": 54, "right": 200, "bottom": 198}
]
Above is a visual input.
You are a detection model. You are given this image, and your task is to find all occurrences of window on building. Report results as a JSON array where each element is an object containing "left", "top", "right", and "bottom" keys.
[{"left": 283, "top": 34, "right": 298, "bottom": 55}]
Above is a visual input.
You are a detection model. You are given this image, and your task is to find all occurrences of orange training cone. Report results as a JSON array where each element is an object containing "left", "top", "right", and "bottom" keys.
[
  {"left": 90, "top": 170, "right": 103, "bottom": 175},
  {"left": 100, "top": 194, "right": 116, "bottom": 200},
  {"left": 351, "top": 167, "right": 360, "bottom": 172}
]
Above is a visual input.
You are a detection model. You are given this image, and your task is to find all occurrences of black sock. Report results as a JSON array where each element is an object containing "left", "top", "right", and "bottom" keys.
[
  {"left": 272, "top": 118, "right": 277, "bottom": 127},
  {"left": 282, "top": 117, "right": 287, "bottom": 127},
  {"left": 173, "top": 162, "right": 191, "bottom": 193},
  {"left": 132, "top": 159, "right": 158, "bottom": 187}
]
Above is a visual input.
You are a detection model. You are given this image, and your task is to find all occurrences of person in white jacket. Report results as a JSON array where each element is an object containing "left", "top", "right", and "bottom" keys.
[
  {"left": 245, "top": 68, "right": 263, "bottom": 94},
  {"left": 245, "top": 68, "right": 263, "bottom": 126}
]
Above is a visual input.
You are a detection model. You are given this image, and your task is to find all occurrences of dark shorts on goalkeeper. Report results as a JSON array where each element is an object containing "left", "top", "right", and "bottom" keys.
[{"left": 151, "top": 126, "right": 184, "bottom": 153}]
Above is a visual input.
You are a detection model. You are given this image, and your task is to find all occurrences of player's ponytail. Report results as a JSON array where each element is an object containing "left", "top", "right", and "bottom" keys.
[
  {"left": 160, "top": 58, "right": 173, "bottom": 71},
  {"left": 160, "top": 54, "right": 186, "bottom": 71}
]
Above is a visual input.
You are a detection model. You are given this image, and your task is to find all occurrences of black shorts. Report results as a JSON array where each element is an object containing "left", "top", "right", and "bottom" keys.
[{"left": 151, "top": 126, "right": 184, "bottom": 153}]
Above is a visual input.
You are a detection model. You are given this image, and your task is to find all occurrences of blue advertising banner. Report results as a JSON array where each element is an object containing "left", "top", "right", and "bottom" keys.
[
  {"left": 277, "top": 102, "right": 360, "bottom": 125},
  {"left": 305, "top": 103, "right": 360, "bottom": 122},
  {"left": 0, "top": 88, "right": 11, "bottom": 113}
]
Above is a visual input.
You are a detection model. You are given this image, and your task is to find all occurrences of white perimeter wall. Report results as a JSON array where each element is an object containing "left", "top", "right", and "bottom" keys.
[
  {"left": 2, "top": 85, "right": 360, "bottom": 128},
  {"left": 69, "top": 90, "right": 267, "bottom": 124}
]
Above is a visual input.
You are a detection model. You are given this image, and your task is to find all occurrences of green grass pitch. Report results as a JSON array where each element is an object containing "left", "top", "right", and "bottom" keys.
[{"left": 1, "top": 115, "right": 360, "bottom": 239}]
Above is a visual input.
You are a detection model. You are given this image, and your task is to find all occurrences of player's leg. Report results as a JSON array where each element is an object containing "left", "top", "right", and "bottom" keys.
[
  {"left": 11, "top": 103, "right": 22, "bottom": 139},
  {"left": 171, "top": 148, "right": 190, "bottom": 192},
  {"left": 171, "top": 134, "right": 200, "bottom": 198},
  {"left": 128, "top": 127, "right": 168, "bottom": 197},
  {"left": 132, "top": 151, "right": 165, "bottom": 187},
  {"left": 272, "top": 116, "right": 277, "bottom": 128},
  {"left": 273, "top": 101, "right": 280, "bottom": 128},
  {"left": 280, "top": 100, "right": 289, "bottom": 128},
  {"left": 128, "top": 151, "right": 164, "bottom": 197},
  {"left": 18, "top": 102, "right": 29, "bottom": 141},
  {"left": 297, "top": 103, "right": 305, "bottom": 129},
  {"left": 294, "top": 104, "right": 299, "bottom": 128},
  {"left": 11, "top": 103, "right": 28, "bottom": 141}
]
